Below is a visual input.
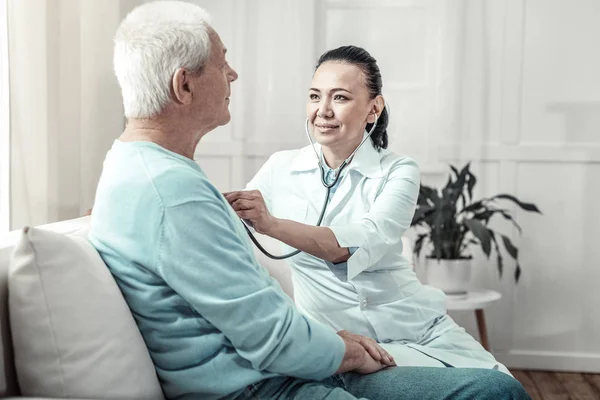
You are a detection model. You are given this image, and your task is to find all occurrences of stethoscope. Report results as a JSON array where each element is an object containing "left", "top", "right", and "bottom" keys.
[{"left": 242, "top": 112, "right": 379, "bottom": 260}]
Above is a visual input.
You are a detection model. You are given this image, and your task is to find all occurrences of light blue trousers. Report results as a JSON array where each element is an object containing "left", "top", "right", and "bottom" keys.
[{"left": 232, "top": 366, "right": 530, "bottom": 400}]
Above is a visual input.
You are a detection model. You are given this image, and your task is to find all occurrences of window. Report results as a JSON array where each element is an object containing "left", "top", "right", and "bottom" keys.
[{"left": 0, "top": 0, "right": 9, "bottom": 232}]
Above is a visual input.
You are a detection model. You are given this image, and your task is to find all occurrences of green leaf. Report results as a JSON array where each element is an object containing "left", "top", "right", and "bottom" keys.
[
  {"left": 460, "top": 162, "right": 471, "bottom": 173},
  {"left": 418, "top": 185, "right": 436, "bottom": 206},
  {"left": 473, "top": 209, "right": 494, "bottom": 224},
  {"left": 444, "top": 175, "right": 453, "bottom": 190},
  {"left": 453, "top": 165, "right": 469, "bottom": 199},
  {"left": 450, "top": 164, "right": 459, "bottom": 178},
  {"left": 429, "top": 187, "right": 441, "bottom": 205},
  {"left": 440, "top": 163, "right": 470, "bottom": 216},
  {"left": 461, "top": 200, "right": 484, "bottom": 214},
  {"left": 501, "top": 234, "right": 518, "bottom": 259},
  {"left": 467, "top": 169, "right": 477, "bottom": 201},
  {"left": 432, "top": 207, "right": 445, "bottom": 260},
  {"left": 414, "top": 234, "right": 427, "bottom": 258},
  {"left": 489, "top": 231, "right": 503, "bottom": 278},
  {"left": 458, "top": 193, "right": 467, "bottom": 212},
  {"left": 411, "top": 205, "right": 435, "bottom": 226},
  {"left": 460, "top": 238, "right": 479, "bottom": 251},
  {"left": 496, "top": 209, "right": 523, "bottom": 234},
  {"left": 464, "top": 219, "right": 492, "bottom": 257},
  {"left": 491, "top": 194, "right": 542, "bottom": 214}
]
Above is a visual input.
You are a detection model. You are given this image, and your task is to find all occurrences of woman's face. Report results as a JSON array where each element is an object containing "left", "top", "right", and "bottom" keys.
[{"left": 307, "top": 61, "right": 378, "bottom": 149}]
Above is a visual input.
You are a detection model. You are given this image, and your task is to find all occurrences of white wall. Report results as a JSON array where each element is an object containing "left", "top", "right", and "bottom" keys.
[
  {"left": 195, "top": 0, "right": 600, "bottom": 372},
  {"left": 446, "top": 0, "right": 600, "bottom": 372},
  {"left": 189, "top": 0, "right": 319, "bottom": 190},
  {"left": 193, "top": 0, "right": 460, "bottom": 187}
]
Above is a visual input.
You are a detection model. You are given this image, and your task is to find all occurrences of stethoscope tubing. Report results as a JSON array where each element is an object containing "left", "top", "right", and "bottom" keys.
[{"left": 244, "top": 114, "right": 378, "bottom": 260}]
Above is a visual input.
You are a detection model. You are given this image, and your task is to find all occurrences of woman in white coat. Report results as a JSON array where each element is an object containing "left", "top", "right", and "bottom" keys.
[{"left": 224, "top": 45, "right": 509, "bottom": 375}]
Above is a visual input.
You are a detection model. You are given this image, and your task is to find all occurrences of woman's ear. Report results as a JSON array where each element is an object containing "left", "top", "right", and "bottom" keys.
[{"left": 367, "top": 95, "right": 385, "bottom": 123}]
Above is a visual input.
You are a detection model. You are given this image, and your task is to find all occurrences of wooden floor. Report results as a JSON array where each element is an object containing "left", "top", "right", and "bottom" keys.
[{"left": 511, "top": 370, "right": 600, "bottom": 399}]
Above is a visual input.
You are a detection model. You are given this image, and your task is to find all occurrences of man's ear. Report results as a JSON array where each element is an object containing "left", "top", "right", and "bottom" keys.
[
  {"left": 172, "top": 68, "right": 193, "bottom": 105},
  {"left": 367, "top": 95, "right": 385, "bottom": 123}
]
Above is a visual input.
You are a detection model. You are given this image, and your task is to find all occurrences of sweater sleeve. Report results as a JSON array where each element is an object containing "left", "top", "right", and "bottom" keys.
[{"left": 157, "top": 193, "right": 345, "bottom": 380}]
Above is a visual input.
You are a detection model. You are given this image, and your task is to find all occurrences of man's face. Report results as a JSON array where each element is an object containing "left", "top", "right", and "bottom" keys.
[{"left": 191, "top": 29, "right": 238, "bottom": 130}]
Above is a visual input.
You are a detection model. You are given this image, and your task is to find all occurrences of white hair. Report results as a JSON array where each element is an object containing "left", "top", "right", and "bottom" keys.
[{"left": 114, "top": 1, "right": 213, "bottom": 118}]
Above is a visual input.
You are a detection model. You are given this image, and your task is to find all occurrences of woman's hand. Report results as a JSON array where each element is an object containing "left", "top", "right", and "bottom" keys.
[
  {"left": 337, "top": 330, "right": 395, "bottom": 367},
  {"left": 223, "top": 190, "right": 278, "bottom": 235}
]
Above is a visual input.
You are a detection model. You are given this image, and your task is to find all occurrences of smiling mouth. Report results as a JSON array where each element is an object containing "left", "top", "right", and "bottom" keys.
[{"left": 315, "top": 124, "right": 340, "bottom": 129}]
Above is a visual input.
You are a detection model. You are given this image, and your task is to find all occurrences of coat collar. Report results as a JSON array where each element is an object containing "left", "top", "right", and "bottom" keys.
[{"left": 290, "top": 132, "right": 384, "bottom": 178}]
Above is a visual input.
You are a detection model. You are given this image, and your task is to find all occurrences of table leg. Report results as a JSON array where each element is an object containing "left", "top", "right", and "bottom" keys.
[{"left": 475, "top": 309, "right": 490, "bottom": 351}]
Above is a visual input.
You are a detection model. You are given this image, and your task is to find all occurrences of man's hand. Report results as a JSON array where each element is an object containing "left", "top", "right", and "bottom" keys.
[
  {"left": 337, "top": 330, "right": 395, "bottom": 366},
  {"left": 353, "top": 350, "right": 390, "bottom": 375},
  {"left": 222, "top": 190, "right": 277, "bottom": 235},
  {"left": 336, "top": 335, "right": 395, "bottom": 375}
]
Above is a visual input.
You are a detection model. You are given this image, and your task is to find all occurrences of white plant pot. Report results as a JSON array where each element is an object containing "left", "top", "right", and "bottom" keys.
[{"left": 424, "top": 258, "right": 472, "bottom": 298}]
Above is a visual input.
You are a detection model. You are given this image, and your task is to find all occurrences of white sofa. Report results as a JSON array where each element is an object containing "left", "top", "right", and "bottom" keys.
[
  {"left": 0, "top": 217, "right": 93, "bottom": 398},
  {"left": 0, "top": 216, "right": 413, "bottom": 398}
]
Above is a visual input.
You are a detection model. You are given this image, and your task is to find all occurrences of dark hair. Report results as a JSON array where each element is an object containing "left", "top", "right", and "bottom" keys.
[{"left": 315, "top": 45, "right": 389, "bottom": 150}]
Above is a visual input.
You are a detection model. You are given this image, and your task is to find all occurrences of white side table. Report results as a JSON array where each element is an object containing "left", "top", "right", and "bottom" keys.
[{"left": 446, "top": 290, "right": 502, "bottom": 351}]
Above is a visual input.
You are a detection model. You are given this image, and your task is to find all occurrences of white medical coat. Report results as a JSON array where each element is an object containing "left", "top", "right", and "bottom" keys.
[{"left": 246, "top": 137, "right": 507, "bottom": 373}]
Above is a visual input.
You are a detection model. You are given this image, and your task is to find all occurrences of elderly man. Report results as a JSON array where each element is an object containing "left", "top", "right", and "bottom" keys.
[{"left": 89, "top": 1, "right": 529, "bottom": 399}]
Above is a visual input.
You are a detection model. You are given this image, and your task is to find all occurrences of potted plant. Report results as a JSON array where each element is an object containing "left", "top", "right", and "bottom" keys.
[{"left": 410, "top": 163, "right": 541, "bottom": 297}]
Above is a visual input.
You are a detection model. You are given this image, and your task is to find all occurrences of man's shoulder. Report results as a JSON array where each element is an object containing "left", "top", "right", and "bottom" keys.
[
  {"left": 149, "top": 161, "right": 221, "bottom": 208},
  {"left": 113, "top": 143, "right": 221, "bottom": 208}
]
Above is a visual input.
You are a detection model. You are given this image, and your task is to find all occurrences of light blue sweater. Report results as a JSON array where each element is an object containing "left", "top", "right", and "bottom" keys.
[{"left": 88, "top": 140, "right": 345, "bottom": 400}]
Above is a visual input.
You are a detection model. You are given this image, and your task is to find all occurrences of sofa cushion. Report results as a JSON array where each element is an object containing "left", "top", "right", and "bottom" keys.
[{"left": 7, "top": 226, "right": 164, "bottom": 399}]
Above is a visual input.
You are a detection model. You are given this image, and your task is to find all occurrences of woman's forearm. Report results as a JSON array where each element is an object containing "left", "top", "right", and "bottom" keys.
[{"left": 266, "top": 218, "right": 350, "bottom": 263}]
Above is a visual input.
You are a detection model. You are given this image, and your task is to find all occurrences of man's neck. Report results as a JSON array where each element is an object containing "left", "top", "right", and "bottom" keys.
[{"left": 120, "top": 112, "right": 208, "bottom": 160}]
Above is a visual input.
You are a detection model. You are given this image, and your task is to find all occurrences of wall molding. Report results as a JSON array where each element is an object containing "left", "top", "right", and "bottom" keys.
[
  {"left": 196, "top": 141, "right": 600, "bottom": 165},
  {"left": 439, "top": 143, "right": 600, "bottom": 163},
  {"left": 495, "top": 350, "right": 600, "bottom": 373},
  {"left": 194, "top": 141, "right": 448, "bottom": 175},
  {"left": 325, "top": 0, "right": 422, "bottom": 9}
]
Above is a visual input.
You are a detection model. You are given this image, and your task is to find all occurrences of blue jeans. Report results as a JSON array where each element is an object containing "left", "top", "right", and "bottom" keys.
[{"left": 232, "top": 367, "right": 531, "bottom": 400}]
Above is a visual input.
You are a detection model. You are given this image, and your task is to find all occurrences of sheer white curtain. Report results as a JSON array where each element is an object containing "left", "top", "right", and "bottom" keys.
[
  {"left": 0, "top": 0, "right": 8, "bottom": 232},
  {"left": 7, "top": 0, "right": 131, "bottom": 230}
]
